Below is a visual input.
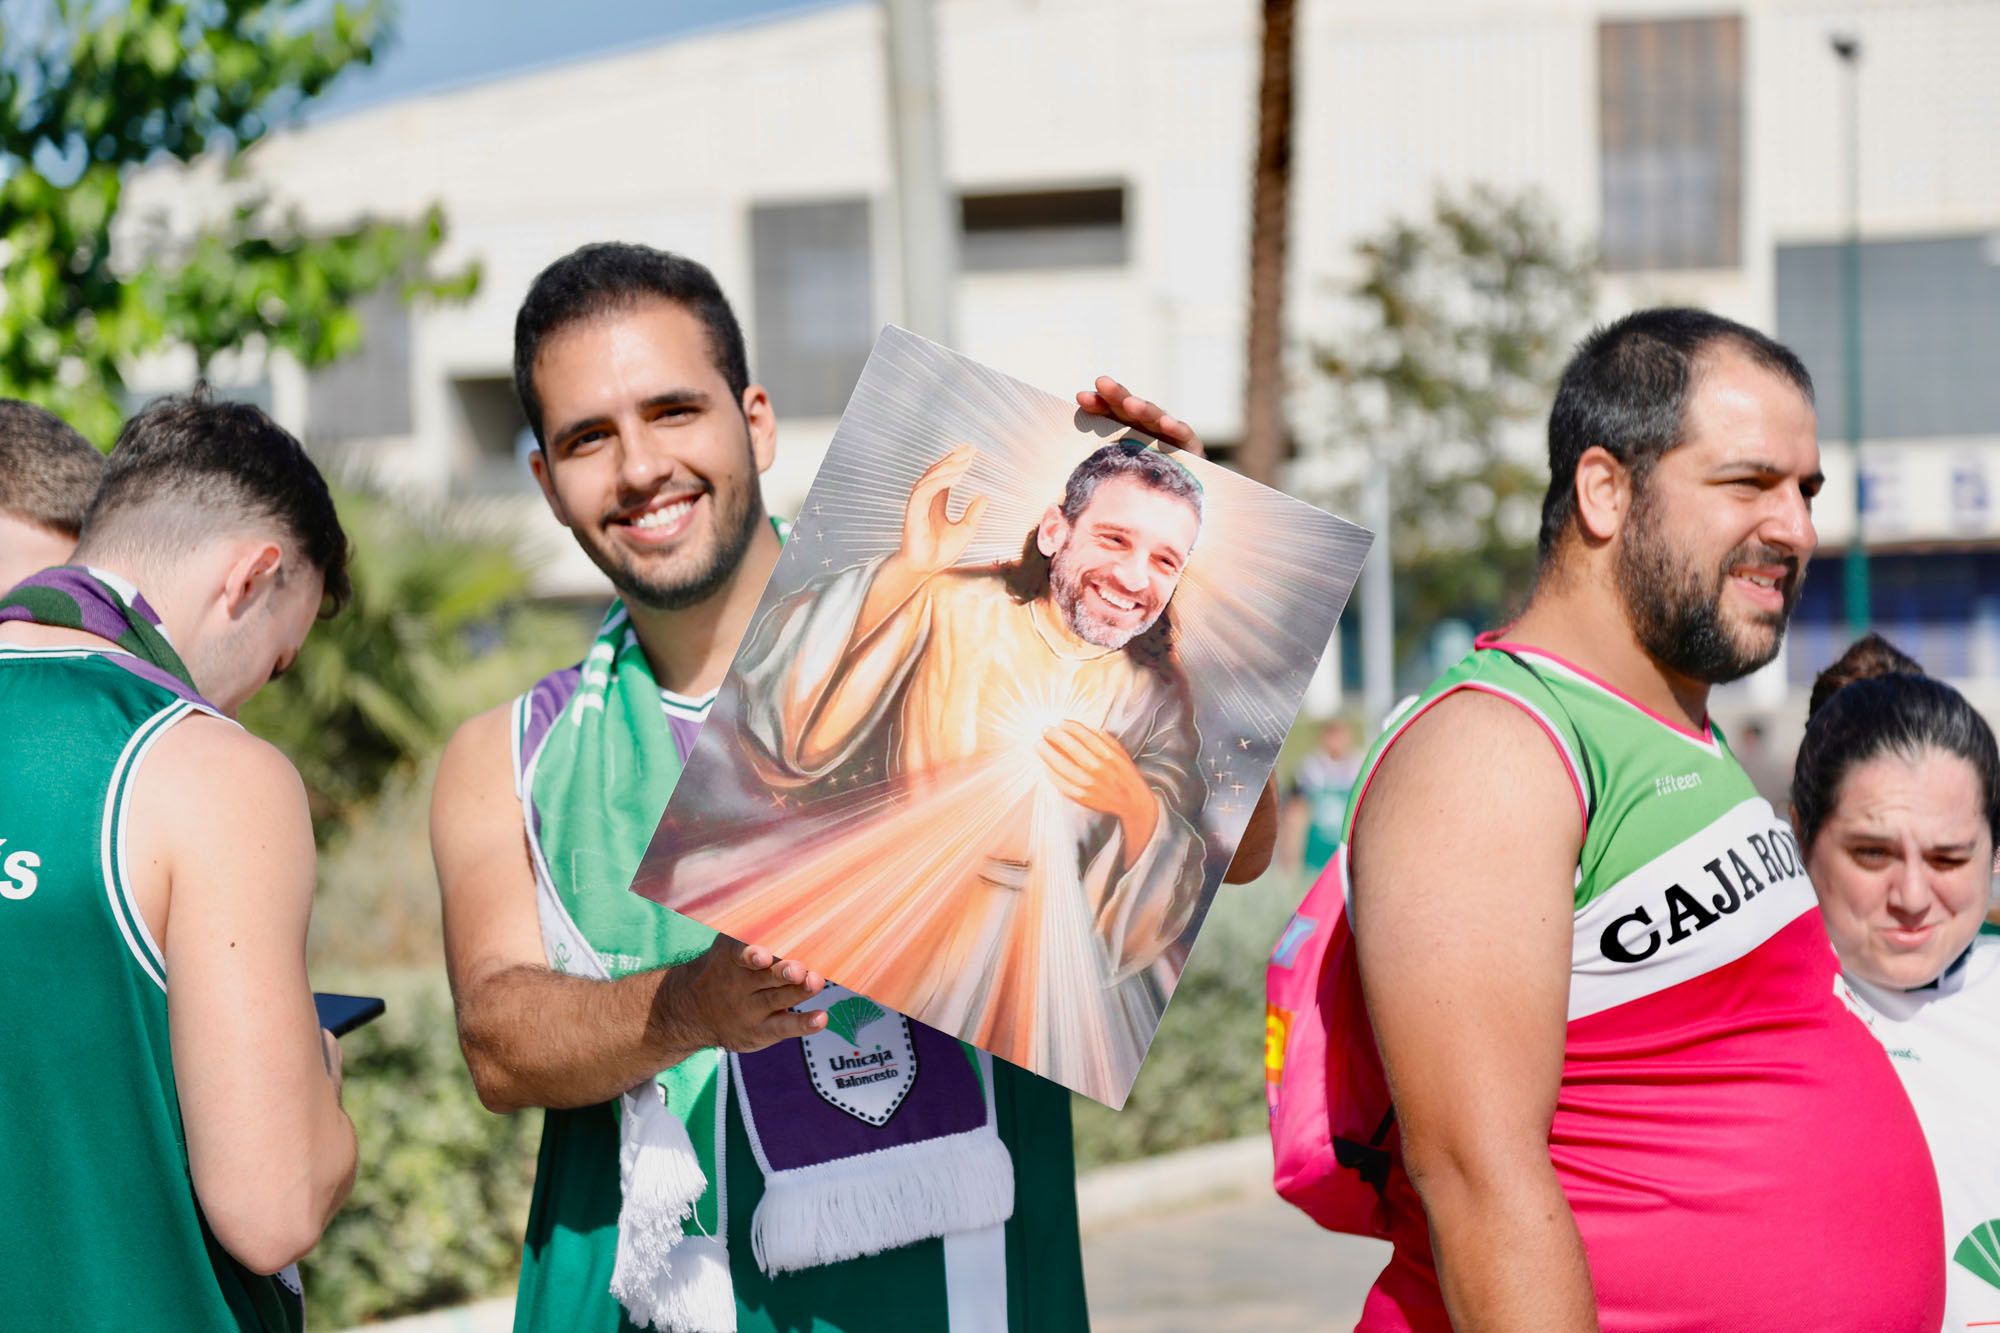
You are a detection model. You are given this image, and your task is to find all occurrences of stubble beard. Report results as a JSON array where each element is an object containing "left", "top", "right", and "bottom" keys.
[
  {"left": 1048, "top": 538, "right": 1157, "bottom": 651},
  {"left": 584, "top": 457, "right": 765, "bottom": 613},
  {"left": 1613, "top": 487, "right": 1798, "bottom": 685}
]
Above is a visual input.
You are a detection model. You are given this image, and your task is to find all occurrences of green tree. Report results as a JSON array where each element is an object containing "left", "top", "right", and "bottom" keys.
[
  {"left": 1305, "top": 186, "right": 1596, "bottom": 674},
  {"left": 0, "top": 0, "right": 476, "bottom": 443},
  {"left": 241, "top": 489, "right": 590, "bottom": 835}
]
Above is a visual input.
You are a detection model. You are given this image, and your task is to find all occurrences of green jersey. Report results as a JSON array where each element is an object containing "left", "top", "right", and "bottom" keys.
[
  {"left": 509, "top": 666, "right": 1090, "bottom": 1333},
  {"left": 0, "top": 646, "right": 305, "bottom": 1331}
]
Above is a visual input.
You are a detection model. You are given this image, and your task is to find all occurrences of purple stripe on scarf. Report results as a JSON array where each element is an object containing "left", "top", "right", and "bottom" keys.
[
  {"left": 0, "top": 567, "right": 137, "bottom": 642},
  {"left": 128, "top": 589, "right": 166, "bottom": 628},
  {"left": 735, "top": 1019, "right": 989, "bottom": 1171},
  {"left": 103, "top": 654, "right": 211, "bottom": 708},
  {"left": 520, "top": 666, "right": 584, "bottom": 770},
  {"left": 518, "top": 665, "right": 583, "bottom": 841}
]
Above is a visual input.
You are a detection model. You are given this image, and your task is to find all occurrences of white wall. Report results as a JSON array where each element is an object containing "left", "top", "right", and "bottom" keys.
[{"left": 116, "top": 0, "right": 2000, "bottom": 600}]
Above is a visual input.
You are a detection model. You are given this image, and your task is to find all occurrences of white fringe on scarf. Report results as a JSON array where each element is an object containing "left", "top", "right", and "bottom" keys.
[
  {"left": 607, "top": 1081, "right": 735, "bottom": 1332},
  {"left": 750, "top": 1129, "right": 1016, "bottom": 1275}
]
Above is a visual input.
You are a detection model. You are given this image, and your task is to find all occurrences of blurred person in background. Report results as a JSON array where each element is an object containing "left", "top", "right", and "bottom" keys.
[
  {"left": 1729, "top": 716, "right": 1794, "bottom": 808},
  {"left": 431, "top": 240, "right": 1273, "bottom": 1333},
  {"left": 1795, "top": 633, "right": 2000, "bottom": 1330},
  {"left": 1281, "top": 715, "right": 1361, "bottom": 877},
  {"left": 0, "top": 394, "right": 358, "bottom": 1329},
  {"left": 0, "top": 398, "right": 105, "bottom": 591},
  {"left": 1333, "top": 308, "right": 1941, "bottom": 1329}
]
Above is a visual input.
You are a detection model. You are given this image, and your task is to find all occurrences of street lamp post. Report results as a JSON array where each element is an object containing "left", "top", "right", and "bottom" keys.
[{"left": 1831, "top": 33, "right": 1869, "bottom": 634}]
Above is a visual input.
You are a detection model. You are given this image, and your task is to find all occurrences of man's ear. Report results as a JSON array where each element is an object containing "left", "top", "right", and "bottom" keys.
[
  {"left": 528, "top": 448, "right": 572, "bottom": 529},
  {"left": 742, "top": 383, "right": 777, "bottom": 475},
  {"left": 1573, "top": 445, "right": 1632, "bottom": 545},
  {"left": 222, "top": 540, "right": 285, "bottom": 619},
  {"left": 1036, "top": 506, "right": 1069, "bottom": 558}
]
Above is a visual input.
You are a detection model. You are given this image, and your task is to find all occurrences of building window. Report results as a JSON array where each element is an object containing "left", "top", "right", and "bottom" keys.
[
  {"left": 958, "top": 185, "right": 1128, "bottom": 272},
  {"left": 450, "top": 375, "right": 533, "bottom": 496},
  {"left": 1776, "top": 234, "right": 2000, "bottom": 442},
  {"left": 750, "top": 199, "right": 874, "bottom": 419},
  {"left": 305, "top": 290, "right": 414, "bottom": 444},
  {"left": 1788, "top": 550, "right": 1995, "bottom": 685},
  {"left": 1599, "top": 16, "right": 1742, "bottom": 271}
]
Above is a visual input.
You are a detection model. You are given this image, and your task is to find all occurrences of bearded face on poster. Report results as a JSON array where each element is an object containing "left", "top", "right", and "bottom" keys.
[{"left": 636, "top": 330, "right": 1364, "bottom": 1105}]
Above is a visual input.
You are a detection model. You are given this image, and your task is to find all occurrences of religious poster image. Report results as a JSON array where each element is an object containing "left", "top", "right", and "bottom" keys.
[{"left": 633, "top": 328, "right": 1369, "bottom": 1106}]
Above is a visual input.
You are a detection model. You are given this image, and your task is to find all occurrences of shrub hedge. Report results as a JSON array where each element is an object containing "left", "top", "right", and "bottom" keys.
[{"left": 300, "top": 970, "right": 539, "bottom": 1328}]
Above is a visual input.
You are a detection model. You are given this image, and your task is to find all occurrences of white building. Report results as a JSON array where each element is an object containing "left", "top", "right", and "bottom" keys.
[{"left": 121, "top": 0, "right": 2000, "bottom": 715}]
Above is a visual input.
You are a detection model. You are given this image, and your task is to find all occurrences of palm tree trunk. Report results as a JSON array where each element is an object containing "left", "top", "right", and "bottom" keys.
[{"left": 1241, "top": 0, "right": 1297, "bottom": 488}]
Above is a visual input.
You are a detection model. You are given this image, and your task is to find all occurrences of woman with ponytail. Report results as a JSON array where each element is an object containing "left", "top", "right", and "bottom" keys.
[{"left": 1795, "top": 633, "right": 2000, "bottom": 1328}]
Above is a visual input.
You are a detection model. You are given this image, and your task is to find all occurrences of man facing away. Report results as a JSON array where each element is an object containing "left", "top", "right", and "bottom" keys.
[
  {"left": 431, "top": 241, "right": 1273, "bottom": 1333},
  {"left": 1338, "top": 308, "right": 1943, "bottom": 1328},
  {"left": 0, "top": 395, "right": 358, "bottom": 1329},
  {"left": 0, "top": 397, "right": 105, "bottom": 591},
  {"left": 670, "top": 439, "right": 1211, "bottom": 1092}
]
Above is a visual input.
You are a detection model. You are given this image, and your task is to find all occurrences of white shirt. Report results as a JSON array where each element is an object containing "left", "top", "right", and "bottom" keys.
[{"left": 1843, "top": 932, "right": 2000, "bottom": 1330}]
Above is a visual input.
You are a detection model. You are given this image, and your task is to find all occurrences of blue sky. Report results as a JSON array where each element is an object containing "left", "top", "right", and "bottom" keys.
[{"left": 308, "top": 0, "right": 847, "bottom": 121}]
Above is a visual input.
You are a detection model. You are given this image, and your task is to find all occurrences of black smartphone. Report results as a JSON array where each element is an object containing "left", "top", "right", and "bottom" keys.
[{"left": 313, "top": 992, "right": 386, "bottom": 1037}]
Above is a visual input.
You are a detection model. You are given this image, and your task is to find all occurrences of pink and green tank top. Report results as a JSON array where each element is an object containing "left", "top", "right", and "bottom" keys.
[{"left": 1347, "top": 635, "right": 1944, "bottom": 1330}]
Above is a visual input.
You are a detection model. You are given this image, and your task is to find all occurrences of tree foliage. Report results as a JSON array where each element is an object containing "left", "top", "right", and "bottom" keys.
[
  {"left": 0, "top": 0, "right": 476, "bottom": 443},
  {"left": 240, "top": 489, "right": 589, "bottom": 837},
  {"left": 1304, "top": 186, "right": 1596, "bottom": 670}
]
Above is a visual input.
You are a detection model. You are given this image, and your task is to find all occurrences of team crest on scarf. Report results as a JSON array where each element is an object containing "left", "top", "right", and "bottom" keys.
[{"left": 800, "top": 991, "right": 918, "bottom": 1125}]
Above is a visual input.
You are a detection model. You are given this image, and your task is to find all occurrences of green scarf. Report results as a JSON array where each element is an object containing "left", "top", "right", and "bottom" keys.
[{"left": 519, "top": 600, "right": 733, "bottom": 1330}]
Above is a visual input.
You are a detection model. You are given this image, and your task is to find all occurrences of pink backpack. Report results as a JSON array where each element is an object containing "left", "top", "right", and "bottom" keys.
[{"left": 1264, "top": 850, "right": 1399, "bottom": 1237}]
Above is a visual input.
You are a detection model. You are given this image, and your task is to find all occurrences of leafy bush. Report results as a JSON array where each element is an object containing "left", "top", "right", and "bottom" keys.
[
  {"left": 306, "top": 760, "right": 450, "bottom": 975},
  {"left": 300, "top": 969, "right": 540, "bottom": 1328},
  {"left": 1071, "top": 870, "right": 1304, "bottom": 1170},
  {"left": 242, "top": 488, "right": 591, "bottom": 837}
]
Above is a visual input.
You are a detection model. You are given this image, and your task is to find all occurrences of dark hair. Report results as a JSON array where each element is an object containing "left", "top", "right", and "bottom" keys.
[
  {"left": 1001, "top": 441, "right": 1201, "bottom": 678},
  {"left": 1055, "top": 439, "right": 1203, "bottom": 526},
  {"left": 1538, "top": 307, "right": 1814, "bottom": 564},
  {"left": 79, "top": 393, "right": 351, "bottom": 614},
  {"left": 0, "top": 399, "right": 104, "bottom": 535},
  {"left": 513, "top": 242, "right": 751, "bottom": 446},
  {"left": 1791, "top": 633, "right": 2000, "bottom": 852}
]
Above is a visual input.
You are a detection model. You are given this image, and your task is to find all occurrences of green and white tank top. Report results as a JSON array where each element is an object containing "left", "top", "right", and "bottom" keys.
[
  {"left": 0, "top": 645, "right": 305, "bottom": 1331},
  {"left": 509, "top": 667, "right": 1089, "bottom": 1333}
]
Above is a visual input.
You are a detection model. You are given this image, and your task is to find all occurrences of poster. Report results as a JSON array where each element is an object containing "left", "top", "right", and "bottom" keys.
[{"left": 633, "top": 327, "right": 1370, "bottom": 1105}]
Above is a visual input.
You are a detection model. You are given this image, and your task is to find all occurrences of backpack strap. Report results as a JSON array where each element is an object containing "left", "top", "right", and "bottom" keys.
[{"left": 1332, "top": 1108, "right": 1398, "bottom": 1204}]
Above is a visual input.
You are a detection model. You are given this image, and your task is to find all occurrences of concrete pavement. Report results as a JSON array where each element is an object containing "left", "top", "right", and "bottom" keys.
[
  {"left": 1082, "top": 1188, "right": 1388, "bottom": 1331},
  {"left": 1078, "top": 1134, "right": 1389, "bottom": 1332}
]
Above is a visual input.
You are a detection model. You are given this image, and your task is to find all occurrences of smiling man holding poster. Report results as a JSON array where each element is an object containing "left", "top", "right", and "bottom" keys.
[{"left": 431, "top": 241, "right": 1270, "bottom": 1333}]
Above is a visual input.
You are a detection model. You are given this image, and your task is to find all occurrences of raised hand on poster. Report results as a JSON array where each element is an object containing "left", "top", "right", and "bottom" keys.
[
  {"left": 893, "top": 444, "right": 990, "bottom": 578},
  {"left": 1076, "top": 374, "right": 1205, "bottom": 456}
]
